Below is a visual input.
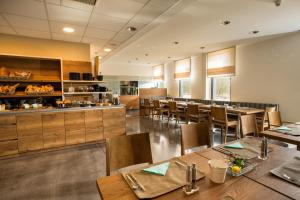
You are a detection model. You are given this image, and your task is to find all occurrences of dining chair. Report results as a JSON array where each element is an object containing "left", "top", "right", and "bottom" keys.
[
  {"left": 167, "top": 101, "right": 185, "bottom": 124},
  {"left": 180, "top": 122, "right": 211, "bottom": 155},
  {"left": 240, "top": 114, "right": 258, "bottom": 138},
  {"left": 152, "top": 100, "right": 168, "bottom": 120},
  {"left": 106, "top": 133, "right": 153, "bottom": 176},
  {"left": 268, "top": 111, "right": 282, "bottom": 128},
  {"left": 143, "top": 99, "right": 153, "bottom": 118},
  {"left": 257, "top": 106, "right": 277, "bottom": 131},
  {"left": 186, "top": 104, "right": 203, "bottom": 123},
  {"left": 210, "top": 106, "right": 239, "bottom": 143}
]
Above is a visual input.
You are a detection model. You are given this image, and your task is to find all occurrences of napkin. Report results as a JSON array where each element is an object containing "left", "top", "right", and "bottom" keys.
[
  {"left": 274, "top": 126, "right": 292, "bottom": 131},
  {"left": 142, "top": 162, "right": 170, "bottom": 176},
  {"left": 224, "top": 142, "right": 244, "bottom": 149}
]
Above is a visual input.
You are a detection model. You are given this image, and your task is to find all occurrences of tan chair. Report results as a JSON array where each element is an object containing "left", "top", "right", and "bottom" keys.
[
  {"left": 240, "top": 114, "right": 258, "bottom": 138},
  {"left": 210, "top": 106, "right": 238, "bottom": 143},
  {"left": 168, "top": 101, "right": 185, "bottom": 124},
  {"left": 106, "top": 133, "right": 153, "bottom": 176},
  {"left": 257, "top": 106, "right": 277, "bottom": 131},
  {"left": 152, "top": 100, "right": 168, "bottom": 120},
  {"left": 268, "top": 111, "right": 282, "bottom": 128},
  {"left": 143, "top": 99, "right": 153, "bottom": 117},
  {"left": 180, "top": 122, "right": 211, "bottom": 155},
  {"left": 186, "top": 104, "right": 205, "bottom": 123}
]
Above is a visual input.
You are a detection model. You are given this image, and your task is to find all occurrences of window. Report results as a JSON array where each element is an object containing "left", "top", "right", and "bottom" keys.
[
  {"left": 179, "top": 79, "right": 191, "bottom": 98},
  {"left": 211, "top": 76, "right": 231, "bottom": 100}
]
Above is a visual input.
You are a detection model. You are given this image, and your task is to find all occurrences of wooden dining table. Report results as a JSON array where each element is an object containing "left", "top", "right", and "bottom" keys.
[{"left": 97, "top": 137, "right": 299, "bottom": 200}]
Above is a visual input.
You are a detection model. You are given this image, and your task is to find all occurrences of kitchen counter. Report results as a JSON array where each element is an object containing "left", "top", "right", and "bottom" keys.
[
  {"left": 0, "top": 105, "right": 124, "bottom": 115},
  {"left": 0, "top": 105, "right": 126, "bottom": 157}
]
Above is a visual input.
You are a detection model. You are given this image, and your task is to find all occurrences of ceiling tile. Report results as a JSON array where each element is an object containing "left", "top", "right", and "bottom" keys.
[
  {"left": 50, "top": 21, "right": 85, "bottom": 35},
  {"left": 4, "top": 14, "right": 49, "bottom": 31},
  {"left": 94, "top": 0, "right": 145, "bottom": 20},
  {"left": 89, "top": 12, "right": 128, "bottom": 31},
  {"left": 0, "top": 0, "right": 47, "bottom": 19},
  {"left": 52, "top": 32, "right": 82, "bottom": 42},
  {"left": 82, "top": 36, "right": 107, "bottom": 46},
  {"left": 61, "top": 0, "right": 93, "bottom": 12},
  {"left": 0, "top": 25, "right": 16, "bottom": 35},
  {"left": 46, "top": 0, "right": 61, "bottom": 5},
  {"left": 85, "top": 26, "right": 116, "bottom": 40},
  {"left": 130, "top": 4, "right": 163, "bottom": 25},
  {"left": 15, "top": 28, "right": 50, "bottom": 39},
  {"left": 0, "top": 15, "right": 8, "bottom": 26},
  {"left": 112, "top": 32, "right": 134, "bottom": 43},
  {"left": 47, "top": 4, "right": 91, "bottom": 26}
]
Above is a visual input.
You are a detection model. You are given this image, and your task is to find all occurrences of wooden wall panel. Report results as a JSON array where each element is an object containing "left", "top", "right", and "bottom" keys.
[
  {"left": 0, "top": 115, "right": 17, "bottom": 141},
  {"left": 65, "top": 111, "right": 85, "bottom": 145},
  {"left": 62, "top": 60, "right": 92, "bottom": 80},
  {"left": 120, "top": 95, "right": 139, "bottom": 110},
  {"left": 42, "top": 112, "right": 65, "bottom": 148},
  {"left": 18, "top": 135, "right": 43, "bottom": 152},
  {"left": 0, "top": 140, "right": 18, "bottom": 156},
  {"left": 103, "top": 108, "right": 126, "bottom": 138},
  {"left": 139, "top": 88, "right": 167, "bottom": 99},
  {"left": 85, "top": 110, "right": 103, "bottom": 142}
]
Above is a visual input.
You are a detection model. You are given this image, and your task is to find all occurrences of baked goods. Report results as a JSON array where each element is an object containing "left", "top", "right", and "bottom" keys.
[
  {"left": 0, "top": 67, "right": 10, "bottom": 76},
  {"left": 25, "top": 84, "right": 54, "bottom": 95},
  {"left": 0, "top": 83, "right": 19, "bottom": 95},
  {"left": 14, "top": 71, "right": 31, "bottom": 77}
]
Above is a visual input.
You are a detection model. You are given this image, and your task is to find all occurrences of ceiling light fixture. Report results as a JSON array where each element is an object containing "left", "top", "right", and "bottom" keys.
[
  {"left": 200, "top": 46, "right": 205, "bottom": 50},
  {"left": 104, "top": 48, "right": 111, "bottom": 52},
  {"left": 274, "top": 0, "right": 282, "bottom": 6},
  {"left": 145, "top": 54, "right": 148, "bottom": 56},
  {"left": 127, "top": 26, "right": 137, "bottom": 32},
  {"left": 135, "top": 58, "right": 138, "bottom": 60},
  {"left": 249, "top": 30, "right": 260, "bottom": 34},
  {"left": 174, "top": 41, "right": 179, "bottom": 45},
  {"left": 168, "top": 56, "right": 171, "bottom": 59},
  {"left": 220, "top": 20, "right": 231, "bottom": 26},
  {"left": 63, "top": 27, "right": 74, "bottom": 33}
]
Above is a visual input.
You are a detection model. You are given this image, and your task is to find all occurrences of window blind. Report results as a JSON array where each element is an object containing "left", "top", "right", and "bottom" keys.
[
  {"left": 207, "top": 47, "right": 236, "bottom": 77},
  {"left": 152, "top": 65, "right": 164, "bottom": 81},
  {"left": 174, "top": 58, "right": 191, "bottom": 79}
]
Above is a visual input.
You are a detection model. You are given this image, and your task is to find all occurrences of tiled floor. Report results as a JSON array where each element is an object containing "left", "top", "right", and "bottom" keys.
[{"left": 0, "top": 112, "right": 222, "bottom": 200}]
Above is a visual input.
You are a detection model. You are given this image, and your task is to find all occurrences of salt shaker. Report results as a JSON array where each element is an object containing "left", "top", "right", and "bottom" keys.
[
  {"left": 186, "top": 165, "right": 192, "bottom": 192},
  {"left": 259, "top": 137, "right": 268, "bottom": 160},
  {"left": 191, "top": 163, "right": 197, "bottom": 189}
]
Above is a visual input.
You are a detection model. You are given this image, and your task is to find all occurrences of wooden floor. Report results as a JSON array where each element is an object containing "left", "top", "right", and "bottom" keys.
[{"left": 0, "top": 111, "right": 224, "bottom": 200}]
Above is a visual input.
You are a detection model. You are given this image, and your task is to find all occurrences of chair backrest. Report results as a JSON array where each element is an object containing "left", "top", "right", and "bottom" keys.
[
  {"left": 106, "top": 133, "right": 153, "bottom": 176},
  {"left": 144, "top": 99, "right": 150, "bottom": 106},
  {"left": 210, "top": 106, "right": 227, "bottom": 123},
  {"left": 180, "top": 122, "right": 211, "bottom": 155},
  {"left": 187, "top": 104, "right": 199, "bottom": 116},
  {"left": 268, "top": 111, "right": 282, "bottom": 127},
  {"left": 240, "top": 114, "right": 258, "bottom": 137},
  {"left": 264, "top": 106, "right": 277, "bottom": 121},
  {"left": 153, "top": 100, "right": 160, "bottom": 109},
  {"left": 168, "top": 101, "right": 177, "bottom": 111}
]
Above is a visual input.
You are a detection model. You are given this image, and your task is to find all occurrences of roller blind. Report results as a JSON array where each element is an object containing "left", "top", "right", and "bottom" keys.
[
  {"left": 152, "top": 65, "right": 164, "bottom": 81},
  {"left": 207, "top": 47, "right": 236, "bottom": 77},
  {"left": 174, "top": 58, "right": 191, "bottom": 79}
]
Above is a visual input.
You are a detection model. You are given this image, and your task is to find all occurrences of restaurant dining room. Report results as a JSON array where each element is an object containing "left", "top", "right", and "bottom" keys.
[{"left": 0, "top": 0, "right": 300, "bottom": 199}]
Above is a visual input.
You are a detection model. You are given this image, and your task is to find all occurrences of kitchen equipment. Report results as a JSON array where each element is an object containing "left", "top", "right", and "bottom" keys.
[
  {"left": 99, "top": 86, "right": 108, "bottom": 92},
  {"left": 69, "top": 72, "right": 80, "bottom": 80},
  {"left": 92, "top": 84, "right": 100, "bottom": 92},
  {"left": 82, "top": 73, "right": 92, "bottom": 80},
  {"left": 96, "top": 75, "right": 103, "bottom": 81}
]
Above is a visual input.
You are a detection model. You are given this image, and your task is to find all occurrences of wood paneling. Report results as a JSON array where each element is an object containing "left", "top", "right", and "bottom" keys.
[
  {"left": 86, "top": 128, "right": 104, "bottom": 142},
  {"left": 120, "top": 95, "right": 139, "bottom": 110},
  {"left": 0, "top": 140, "right": 18, "bottom": 156},
  {"left": 139, "top": 88, "right": 167, "bottom": 99},
  {"left": 85, "top": 110, "right": 103, "bottom": 142},
  {"left": 43, "top": 130, "right": 66, "bottom": 149},
  {"left": 65, "top": 111, "right": 85, "bottom": 145},
  {"left": 103, "top": 108, "right": 126, "bottom": 138},
  {"left": 66, "top": 128, "right": 85, "bottom": 145},
  {"left": 62, "top": 60, "right": 92, "bottom": 80},
  {"left": 18, "top": 135, "right": 43, "bottom": 152},
  {"left": 0, "top": 115, "right": 17, "bottom": 141}
]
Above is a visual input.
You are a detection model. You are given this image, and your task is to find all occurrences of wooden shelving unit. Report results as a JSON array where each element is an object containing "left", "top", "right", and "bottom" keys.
[
  {"left": 63, "top": 80, "right": 106, "bottom": 83},
  {"left": 64, "top": 92, "right": 111, "bottom": 95},
  {"left": 0, "top": 79, "right": 61, "bottom": 83},
  {"left": 0, "top": 91, "right": 62, "bottom": 98}
]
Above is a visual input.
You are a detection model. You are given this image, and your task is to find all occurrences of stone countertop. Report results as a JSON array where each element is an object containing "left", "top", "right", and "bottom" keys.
[{"left": 0, "top": 105, "right": 125, "bottom": 115}]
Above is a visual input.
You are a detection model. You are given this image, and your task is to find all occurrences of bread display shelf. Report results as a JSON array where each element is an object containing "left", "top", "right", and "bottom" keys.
[
  {"left": 0, "top": 79, "right": 61, "bottom": 83},
  {"left": 0, "top": 73, "right": 31, "bottom": 81},
  {"left": 63, "top": 80, "right": 106, "bottom": 83},
  {"left": 0, "top": 91, "right": 62, "bottom": 98},
  {"left": 64, "top": 92, "right": 111, "bottom": 95}
]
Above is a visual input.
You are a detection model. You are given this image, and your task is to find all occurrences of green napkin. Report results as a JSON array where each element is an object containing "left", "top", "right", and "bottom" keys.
[
  {"left": 142, "top": 162, "right": 170, "bottom": 176},
  {"left": 275, "top": 126, "right": 292, "bottom": 131},
  {"left": 224, "top": 142, "right": 244, "bottom": 149}
]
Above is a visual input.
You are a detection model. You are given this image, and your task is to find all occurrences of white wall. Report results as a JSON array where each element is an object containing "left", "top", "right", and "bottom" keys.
[
  {"left": 164, "top": 61, "right": 178, "bottom": 97},
  {"left": 191, "top": 54, "right": 206, "bottom": 99},
  {"left": 101, "top": 63, "right": 152, "bottom": 77},
  {"left": 232, "top": 32, "right": 300, "bottom": 121}
]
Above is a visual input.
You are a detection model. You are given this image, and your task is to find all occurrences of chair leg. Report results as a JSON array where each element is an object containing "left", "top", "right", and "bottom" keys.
[
  {"left": 224, "top": 126, "right": 228, "bottom": 144},
  {"left": 220, "top": 126, "right": 223, "bottom": 143}
]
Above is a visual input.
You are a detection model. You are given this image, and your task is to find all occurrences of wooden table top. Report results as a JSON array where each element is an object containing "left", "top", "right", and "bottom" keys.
[
  {"left": 261, "top": 130, "right": 300, "bottom": 149},
  {"left": 97, "top": 137, "right": 296, "bottom": 200}
]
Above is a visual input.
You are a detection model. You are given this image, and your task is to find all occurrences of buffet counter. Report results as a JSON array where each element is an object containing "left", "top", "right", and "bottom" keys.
[{"left": 0, "top": 105, "right": 126, "bottom": 157}]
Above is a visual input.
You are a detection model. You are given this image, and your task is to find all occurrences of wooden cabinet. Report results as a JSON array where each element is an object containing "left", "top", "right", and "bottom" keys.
[
  {"left": 0, "top": 140, "right": 18, "bottom": 156},
  {"left": 85, "top": 110, "right": 103, "bottom": 142},
  {"left": 42, "top": 112, "right": 65, "bottom": 148},
  {"left": 0, "top": 115, "right": 18, "bottom": 156},
  {"left": 17, "top": 113, "right": 43, "bottom": 152},
  {"left": 103, "top": 108, "right": 126, "bottom": 138},
  {"left": 65, "top": 111, "right": 85, "bottom": 145}
]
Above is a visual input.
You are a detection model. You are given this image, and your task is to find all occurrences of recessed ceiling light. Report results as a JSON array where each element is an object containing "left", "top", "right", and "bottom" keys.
[
  {"left": 63, "top": 27, "right": 74, "bottom": 33},
  {"left": 168, "top": 56, "right": 171, "bottom": 59},
  {"left": 200, "top": 46, "right": 205, "bottom": 49},
  {"left": 104, "top": 48, "right": 111, "bottom": 52},
  {"left": 249, "top": 30, "right": 260, "bottom": 34},
  {"left": 173, "top": 41, "right": 179, "bottom": 45},
  {"left": 147, "top": 62, "right": 151, "bottom": 64},
  {"left": 110, "top": 43, "right": 117, "bottom": 46},
  {"left": 144, "top": 53, "right": 148, "bottom": 56},
  {"left": 135, "top": 58, "right": 138, "bottom": 60},
  {"left": 127, "top": 26, "right": 137, "bottom": 32},
  {"left": 128, "top": 61, "right": 131, "bottom": 63},
  {"left": 220, "top": 20, "right": 231, "bottom": 26}
]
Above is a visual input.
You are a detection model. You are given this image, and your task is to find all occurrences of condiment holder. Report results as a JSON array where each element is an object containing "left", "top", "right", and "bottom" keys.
[{"left": 183, "top": 163, "right": 199, "bottom": 195}]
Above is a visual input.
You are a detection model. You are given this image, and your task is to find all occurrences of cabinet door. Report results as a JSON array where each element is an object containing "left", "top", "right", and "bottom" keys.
[
  {"left": 65, "top": 111, "right": 85, "bottom": 145},
  {"left": 0, "top": 115, "right": 17, "bottom": 141},
  {"left": 103, "top": 108, "right": 126, "bottom": 138},
  {"left": 65, "top": 128, "right": 85, "bottom": 145},
  {"left": 85, "top": 110, "right": 103, "bottom": 142},
  {"left": 0, "top": 140, "right": 18, "bottom": 156},
  {"left": 42, "top": 113, "right": 65, "bottom": 148},
  {"left": 18, "top": 135, "right": 43, "bottom": 152}
]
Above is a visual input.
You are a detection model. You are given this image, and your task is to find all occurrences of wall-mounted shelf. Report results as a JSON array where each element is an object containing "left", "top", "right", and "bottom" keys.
[
  {"left": 0, "top": 79, "right": 61, "bottom": 83},
  {"left": 64, "top": 92, "right": 111, "bottom": 95},
  {"left": 63, "top": 80, "right": 106, "bottom": 83},
  {"left": 0, "top": 91, "right": 62, "bottom": 98}
]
